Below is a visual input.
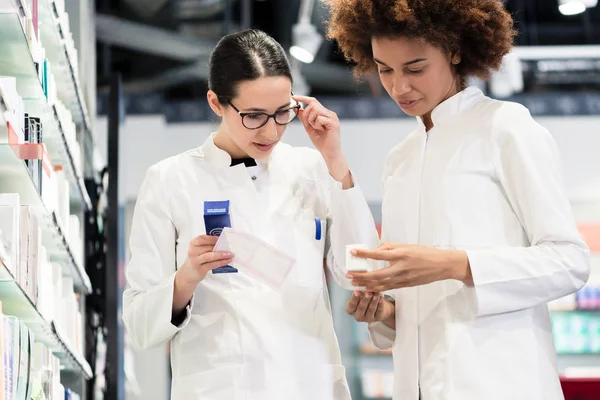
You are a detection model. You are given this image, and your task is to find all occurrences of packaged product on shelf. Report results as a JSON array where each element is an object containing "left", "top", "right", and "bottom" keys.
[
  {"left": 0, "top": 77, "right": 25, "bottom": 143},
  {"left": 54, "top": 0, "right": 65, "bottom": 15},
  {"left": 0, "top": 315, "right": 34, "bottom": 400},
  {"left": 52, "top": 263, "right": 64, "bottom": 336},
  {"left": 2, "top": 315, "right": 19, "bottom": 400},
  {"left": 20, "top": 205, "right": 40, "bottom": 304},
  {"left": 24, "top": 114, "right": 43, "bottom": 194},
  {"left": 36, "top": 246, "right": 54, "bottom": 322},
  {"left": 41, "top": 160, "right": 57, "bottom": 213},
  {"left": 33, "top": 342, "right": 53, "bottom": 400},
  {"left": 25, "top": 325, "right": 34, "bottom": 400},
  {"left": 16, "top": 320, "right": 34, "bottom": 400},
  {"left": 52, "top": 356, "right": 62, "bottom": 400},
  {"left": 18, "top": 205, "right": 43, "bottom": 304},
  {"left": 68, "top": 214, "right": 83, "bottom": 267},
  {"left": 576, "top": 276, "right": 600, "bottom": 310},
  {"left": 62, "top": 277, "right": 78, "bottom": 349},
  {"left": 55, "top": 100, "right": 77, "bottom": 146},
  {"left": 0, "top": 193, "right": 20, "bottom": 277},
  {"left": 53, "top": 166, "right": 70, "bottom": 231}
]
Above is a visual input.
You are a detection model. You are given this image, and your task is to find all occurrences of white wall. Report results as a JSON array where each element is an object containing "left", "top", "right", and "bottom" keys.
[{"left": 95, "top": 114, "right": 600, "bottom": 204}]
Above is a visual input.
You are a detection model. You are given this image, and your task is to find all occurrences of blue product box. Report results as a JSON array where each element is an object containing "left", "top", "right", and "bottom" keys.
[{"left": 204, "top": 200, "right": 238, "bottom": 274}]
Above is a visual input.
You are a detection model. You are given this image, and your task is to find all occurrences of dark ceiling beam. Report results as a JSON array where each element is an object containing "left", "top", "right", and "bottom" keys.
[
  {"left": 122, "top": 0, "right": 171, "bottom": 17},
  {"left": 96, "top": 14, "right": 363, "bottom": 93},
  {"left": 101, "top": 57, "right": 362, "bottom": 94},
  {"left": 96, "top": 14, "right": 214, "bottom": 61}
]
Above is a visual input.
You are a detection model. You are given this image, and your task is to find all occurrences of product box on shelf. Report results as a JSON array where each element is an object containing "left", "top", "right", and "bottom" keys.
[
  {"left": 33, "top": 341, "right": 55, "bottom": 400},
  {"left": 53, "top": 166, "right": 70, "bottom": 231},
  {"left": 0, "top": 77, "right": 25, "bottom": 143},
  {"left": 0, "top": 315, "right": 34, "bottom": 400},
  {"left": 68, "top": 214, "right": 83, "bottom": 268},
  {"left": 36, "top": 246, "right": 53, "bottom": 322},
  {"left": 0, "top": 193, "right": 20, "bottom": 277},
  {"left": 19, "top": 205, "right": 40, "bottom": 304}
]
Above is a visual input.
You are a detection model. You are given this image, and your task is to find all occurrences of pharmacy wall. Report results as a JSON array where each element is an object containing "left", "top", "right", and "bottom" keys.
[{"left": 96, "top": 114, "right": 600, "bottom": 400}]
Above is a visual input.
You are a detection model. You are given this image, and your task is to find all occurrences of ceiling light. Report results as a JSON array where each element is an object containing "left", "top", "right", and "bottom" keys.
[
  {"left": 558, "top": 0, "right": 597, "bottom": 15},
  {"left": 290, "top": 0, "right": 323, "bottom": 64},
  {"left": 559, "top": 1, "right": 586, "bottom": 15},
  {"left": 290, "top": 23, "right": 323, "bottom": 63}
]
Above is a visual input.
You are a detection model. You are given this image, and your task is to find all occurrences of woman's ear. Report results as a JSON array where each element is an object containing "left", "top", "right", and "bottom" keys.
[
  {"left": 207, "top": 90, "right": 224, "bottom": 117},
  {"left": 450, "top": 51, "right": 461, "bottom": 65}
]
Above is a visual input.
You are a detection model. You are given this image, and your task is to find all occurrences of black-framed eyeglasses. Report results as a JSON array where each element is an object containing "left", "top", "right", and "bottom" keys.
[{"left": 227, "top": 100, "right": 301, "bottom": 130}]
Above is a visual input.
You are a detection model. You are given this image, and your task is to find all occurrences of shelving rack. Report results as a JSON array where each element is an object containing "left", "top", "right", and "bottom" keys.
[{"left": 0, "top": 0, "right": 104, "bottom": 399}]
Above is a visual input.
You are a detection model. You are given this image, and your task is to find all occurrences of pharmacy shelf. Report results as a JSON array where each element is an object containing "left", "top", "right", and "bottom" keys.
[
  {"left": 38, "top": 0, "right": 92, "bottom": 132},
  {"left": 0, "top": 143, "right": 92, "bottom": 294},
  {"left": 0, "top": 262, "right": 93, "bottom": 379},
  {"left": 0, "top": 11, "right": 92, "bottom": 211}
]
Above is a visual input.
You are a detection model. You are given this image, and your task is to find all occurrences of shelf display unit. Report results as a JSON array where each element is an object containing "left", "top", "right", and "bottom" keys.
[{"left": 0, "top": 1, "right": 106, "bottom": 399}]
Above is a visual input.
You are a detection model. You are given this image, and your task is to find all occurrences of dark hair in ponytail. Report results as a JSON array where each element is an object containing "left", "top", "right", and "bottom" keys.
[{"left": 208, "top": 29, "right": 293, "bottom": 104}]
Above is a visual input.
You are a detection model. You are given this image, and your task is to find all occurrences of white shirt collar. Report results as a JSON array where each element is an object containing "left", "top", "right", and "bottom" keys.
[
  {"left": 417, "top": 86, "right": 485, "bottom": 130},
  {"left": 199, "top": 133, "right": 274, "bottom": 168}
]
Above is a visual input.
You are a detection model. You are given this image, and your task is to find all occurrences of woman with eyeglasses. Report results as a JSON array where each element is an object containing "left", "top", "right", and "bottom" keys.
[{"left": 122, "top": 29, "right": 376, "bottom": 399}]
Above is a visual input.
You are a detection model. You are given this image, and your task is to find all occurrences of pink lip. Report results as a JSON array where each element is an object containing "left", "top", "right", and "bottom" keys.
[
  {"left": 397, "top": 99, "right": 421, "bottom": 110},
  {"left": 253, "top": 142, "right": 276, "bottom": 152}
]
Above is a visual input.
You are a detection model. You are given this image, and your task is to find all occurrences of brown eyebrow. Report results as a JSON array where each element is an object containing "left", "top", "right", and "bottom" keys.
[
  {"left": 243, "top": 102, "right": 293, "bottom": 112},
  {"left": 373, "top": 57, "right": 427, "bottom": 67}
]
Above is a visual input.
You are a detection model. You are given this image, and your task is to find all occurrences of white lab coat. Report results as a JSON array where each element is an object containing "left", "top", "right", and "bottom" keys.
[
  {"left": 122, "top": 135, "right": 377, "bottom": 399},
  {"left": 369, "top": 87, "right": 590, "bottom": 400}
]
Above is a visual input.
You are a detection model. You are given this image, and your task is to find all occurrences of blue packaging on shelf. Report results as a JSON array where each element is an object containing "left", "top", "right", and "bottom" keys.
[{"left": 204, "top": 200, "right": 238, "bottom": 274}]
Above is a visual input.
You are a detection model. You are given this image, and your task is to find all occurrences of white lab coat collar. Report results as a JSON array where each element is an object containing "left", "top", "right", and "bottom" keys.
[
  {"left": 417, "top": 86, "right": 485, "bottom": 130},
  {"left": 197, "top": 133, "right": 274, "bottom": 169}
]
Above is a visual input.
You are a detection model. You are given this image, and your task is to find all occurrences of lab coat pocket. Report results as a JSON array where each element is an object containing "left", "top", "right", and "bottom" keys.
[
  {"left": 174, "top": 365, "right": 245, "bottom": 398},
  {"left": 293, "top": 219, "right": 327, "bottom": 288}
]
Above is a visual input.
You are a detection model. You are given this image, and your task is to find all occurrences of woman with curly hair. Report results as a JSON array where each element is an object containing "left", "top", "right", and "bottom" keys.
[{"left": 327, "top": 1, "right": 591, "bottom": 399}]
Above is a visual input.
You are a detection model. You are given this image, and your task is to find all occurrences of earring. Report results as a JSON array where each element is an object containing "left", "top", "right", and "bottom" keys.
[{"left": 452, "top": 58, "right": 460, "bottom": 64}]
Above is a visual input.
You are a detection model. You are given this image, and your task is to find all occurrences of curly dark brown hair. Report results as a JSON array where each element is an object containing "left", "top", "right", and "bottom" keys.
[{"left": 325, "top": 0, "right": 517, "bottom": 80}]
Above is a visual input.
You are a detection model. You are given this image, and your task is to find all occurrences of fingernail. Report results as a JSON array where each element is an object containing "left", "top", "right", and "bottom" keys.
[
  {"left": 346, "top": 274, "right": 354, "bottom": 279},
  {"left": 225, "top": 252, "right": 234, "bottom": 257},
  {"left": 365, "top": 292, "right": 372, "bottom": 298},
  {"left": 350, "top": 249, "right": 357, "bottom": 256},
  {"left": 354, "top": 291, "right": 360, "bottom": 297}
]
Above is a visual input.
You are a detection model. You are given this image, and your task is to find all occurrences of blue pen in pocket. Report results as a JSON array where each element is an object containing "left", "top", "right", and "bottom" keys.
[
  {"left": 315, "top": 217, "right": 322, "bottom": 240},
  {"left": 204, "top": 200, "right": 238, "bottom": 274}
]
